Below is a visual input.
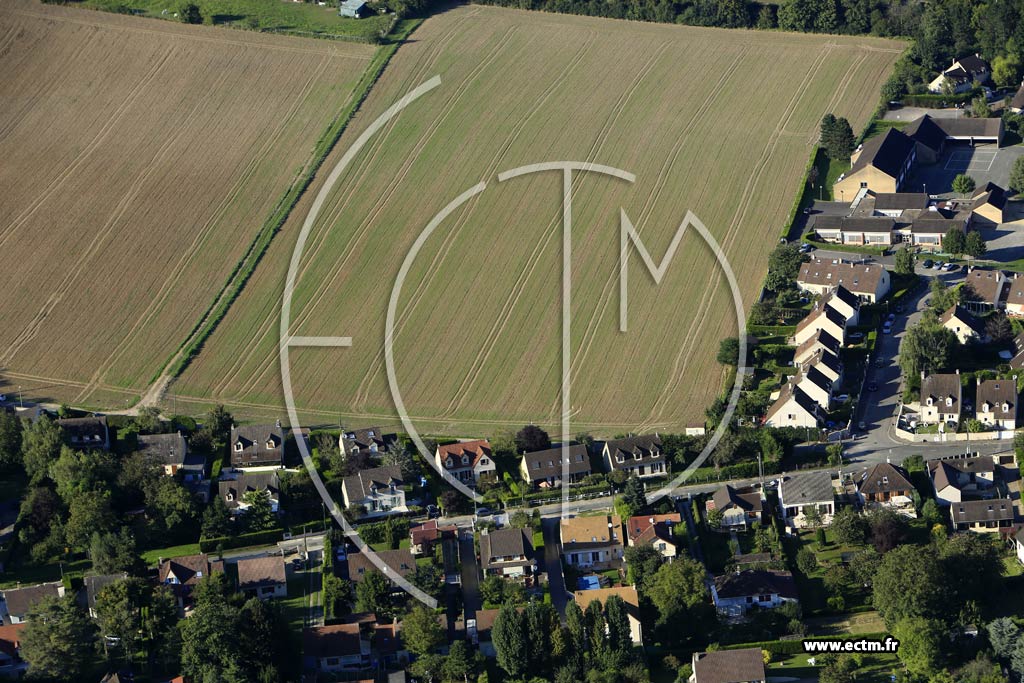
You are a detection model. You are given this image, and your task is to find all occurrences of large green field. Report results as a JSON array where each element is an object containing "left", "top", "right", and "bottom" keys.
[{"left": 171, "top": 5, "right": 903, "bottom": 435}]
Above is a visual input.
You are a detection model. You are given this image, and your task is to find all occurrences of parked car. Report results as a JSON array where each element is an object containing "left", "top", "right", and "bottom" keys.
[
  {"left": 867, "top": 382, "right": 878, "bottom": 392},
  {"left": 934, "top": 261, "right": 944, "bottom": 270},
  {"left": 886, "top": 313, "right": 896, "bottom": 322},
  {"left": 858, "top": 421, "right": 866, "bottom": 430},
  {"left": 848, "top": 331, "right": 865, "bottom": 342},
  {"left": 883, "top": 322, "right": 892, "bottom": 333},
  {"left": 476, "top": 507, "right": 494, "bottom": 517},
  {"left": 875, "top": 359, "right": 885, "bottom": 368},
  {"left": 835, "top": 394, "right": 851, "bottom": 403},
  {"left": 922, "top": 259, "right": 933, "bottom": 268},
  {"left": 944, "top": 263, "right": 958, "bottom": 272}
]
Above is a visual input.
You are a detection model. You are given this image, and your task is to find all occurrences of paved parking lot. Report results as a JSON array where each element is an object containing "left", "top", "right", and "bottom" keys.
[{"left": 908, "top": 143, "right": 1024, "bottom": 195}]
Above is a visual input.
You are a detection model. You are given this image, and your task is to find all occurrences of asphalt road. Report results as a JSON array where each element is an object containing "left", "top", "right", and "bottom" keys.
[
  {"left": 541, "top": 517, "right": 570, "bottom": 617},
  {"left": 459, "top": 534, "right": 481, "bottom": 624}
]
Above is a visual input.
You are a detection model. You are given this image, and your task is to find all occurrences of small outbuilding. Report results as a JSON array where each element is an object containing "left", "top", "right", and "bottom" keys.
[{"left": 339, "top": 0, "right": 368, "bottom": 18}]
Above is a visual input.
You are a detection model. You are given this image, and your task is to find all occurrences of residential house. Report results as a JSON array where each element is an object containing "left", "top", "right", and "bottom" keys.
[
  {"left": 303, "top": 623, "right": 370, "bottom": 673},
  {"left": 339, "top": 427, "right": 396, "bottom": 457},
  {"left": 236, "top": 556, "right": 287, "bottom": 600},
  {"left": 970, "top": 182, "right": 1007, "bottom": 227},
  {"left": 763, "top": 383, "right": 820, "bottom": 429},
  {"left": 520, "top": 444, "right": 592, "bottom": 487},
  {"left": 1014, "top": 528, "right": 1024, "bottom": 564},
  {"left": 950, "top": 499, "right": 1014, "bottom": 533},
  {"left": 1011, "top": 333, "right": 1024, "bottom": 369},
  {"left": 435, "top": 440, "right": 496, "bottom": 486},
  {"left": 690, "top": 648, "right": 767, "bottom": 683},
  {"left": 929, "top": 456, "right": 997, "bottom": 505},
  {"left": 711, "top": 569, "right": 799, "bottom": 617},
  {"left": 1007, "top": 280, "right": 1024, "bottom": 318},
  {"left": 976, "top": 378, "right": 1017, "bottom": 431},
  {"left": 560, "top": 515, "right": 624, "bottom": 569},
  {"left": 157, "top": 554, "right": 222, "bottom": 610},
  {"left": 792, "top": 303, "right": 846, "bottom": 347},
  {"left": 857, "top": 462, "right": 915, "bottom": 515},
  {"left": 823, "top": 285, "right": 861, "bottom": 325},
  {"left": 341, "top": 465, "right": 407, "bottom": 517},
  {"left": 919, "top": 371, "right": 963, "bottom": 426},
  {"left": 370, "top": 618, "right": 408, "bottom": 669},
  {"left": 0, "top": 582, "right": 64, "bottom": 625},
  {"left": 218, "top": 471, "right": 281, "bottom": 514},
  {"left": 793, "top": 365, "right": 834, "bottom": 411},
  {"left": 0, "top": 623, "right": 26, "bottom": 676},
  {"left": 778, "top": 471, "right": 836, "bottom": 529},
  {"left": 928, "top": 55, "right": 990, "bottom": 93},
  {"left": 572, "top": 586, "right": 643, "bottom": 646},
  {"left": 793, "top": 329, "right": 842, "bottom": 367},
  {"left": 409, "top": 519, "right": 457, "bottom": 556},
  {"left": 708, "top": 486, "right": 765, "bottom": 531},
  {"left": 797, "top": 259, "right": 891, "bottom": 303},
  {"left": 83, "top": 573, "right": 127, "bottom": 619},
  {"left": 626, "top": 513, "right": 683, "bottom": 558},
  {"left": 137, "top": 432, "right": 208, "bottom": 500},
  {"left": 344, "top": 550, "right": 416, "bottom": 584},
  {"left": 229, "top": 422, "right": 284, "bottom": 468},
  {"left": 480, "top": 528, "right": 536, "bottom": 580},
  {"left": 798, "top": 347, "right": 842, "bottom": 385},
  {"left": 601, "top": 434, "right": 666, "bottom": 478},
  {"left": 470, "top": 608, "right": 502, "bottom": 657},
  {"left": 833, "top": 128, "right": 916, "bottom": 199},
  {"left": 938, "top": 305, "right": 985, "bottom": 344},
  {"left": 58, "top": 416, "right": 110, "bottom": 451},
  {"left": 963, "top": 268, "right": 1008, "bottom": 312}
]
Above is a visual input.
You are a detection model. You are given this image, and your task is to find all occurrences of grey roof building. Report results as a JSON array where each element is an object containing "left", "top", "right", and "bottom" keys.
[
  {"left": 229, "top": 422, "right": 284, "bottom": 468},
  {"left": 520, "top": 444, "right": 592, "bottom": 486},
  {"left": 58, "top": 416, "right": 110, "bottom": 451},
  {"left": 480, "top": 528, "right": 535, "bottom": 577},
  {"left": 601, "top": 434, "right": 666, "bottom": 478},
  {"left": 340, "top": 427, "right": 396, "bottom": 457},
  {"left": 83, "top": 573, "right": 127, "bottom": 617}
]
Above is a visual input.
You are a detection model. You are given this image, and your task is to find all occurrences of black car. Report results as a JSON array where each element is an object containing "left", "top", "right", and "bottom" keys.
[
  {"left": 867, "top": 382, "right": 878, "bottom": 392},
  {"left": 922, "top": 259, "right": 933, "bottom": 268}
]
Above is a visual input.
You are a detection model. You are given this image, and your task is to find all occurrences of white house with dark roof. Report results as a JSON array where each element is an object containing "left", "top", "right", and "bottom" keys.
[
  {"left": 928, "top": 456, "right": 997, "bottom": 506},
  {"left": 435, "top": 440, "right": 495, "bottom": 485},
  {"left": 938, "top": 305, "right": 985, "bottom": 344},
  {"left": 857, "top": 462, "right": 915, "bottom": 515},
  {"left": 824, "top": 285, "right": 860, "bottom": 325},
  {"left": 341, "top": 465, "right": 406, "bottom": 517},
  {"left": 793, "top": 365, "right": 833, "bottom": 411},
  {"left": 779, "top": 471, "right": 835, "bottom": 529},
  {"left": 764, "top": 383, "right": 820, "bottom": 429},
  {"left": 229, "top": 421, "right": 284, "bottom": 468},
  {"left": 919, "top": 371, "right": 962, "bottom": 426},
  {"left": 520, "top": 444, "right": 592, "bottom": 487},
  {"left": 708, "top": 485, "right": 764, "bottom": 531},
  {"left": 928, "top": 54, "right": 990, "bottom": 93},
  {"left": 792, "top": 303, "right": 846, "bottom": 347},
  {"left": 0, "top": 583, "right": 64, "bottom": 625},
  {"left": 976, "top": 378, "right": 1017, "bottom": 432},
  {"left": 601, "top": 434, "right": 666, "bottom": 478},
  {"left": 339, "top": 427, "right": 396, "bottom": 457},
  {"left": 711, "top": 569, "right": 799, "bottom": 616},
  {"left": 793, "top": 329, "right": 842, "bottom": 367},
  {"left": 798, "top": 347, "right": 842, "bottom": 386},
  {"left": 218, "top": 471, "right": 281, "bottom": 514}
]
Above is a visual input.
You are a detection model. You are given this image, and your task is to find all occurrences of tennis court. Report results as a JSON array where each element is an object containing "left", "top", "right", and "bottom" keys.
[{"left": 943, "top": 148, "right": 997, "bottom": 172}]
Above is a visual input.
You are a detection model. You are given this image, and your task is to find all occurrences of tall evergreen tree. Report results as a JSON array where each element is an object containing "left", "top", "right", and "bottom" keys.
[{"left": 493, "top": 604, "right": 528, "bottom": 678}]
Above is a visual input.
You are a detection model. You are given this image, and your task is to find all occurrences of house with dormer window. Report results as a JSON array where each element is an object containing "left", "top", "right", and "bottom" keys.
[
  {"left": 560, "top": 514, "right": 624, "bottom": 569},
  {"left": 480, "top": 528, "right": 536, "bottom": 580},
  {"left": 157, "top": 554, "right": 223, "bottom": 611},
  {"left": 976, "top": 378, "right": 1017, "bottom": 432},
  {"left": 218, "top": 471, "right": 281, "bottom": 514},
  {"left": 341, "top": 465, "right": 407, "bottom": 517},
  {"left": 601, "top": 434, "right": 666, "bottom": 478},
  {"left": 58, "top": 416, "right": 110, "bottom": 451},
  {"left": 229, "top": 421, "right": 284, "bottom": 468},
  {"left": 339, "top": 427, "right": 396, "bottom": 457},
  {"left": 919, "top": 371, "right": 962, "bottom": 426},
  {"left": 435, "top": 440, "right": 496, "bottom": 485}
]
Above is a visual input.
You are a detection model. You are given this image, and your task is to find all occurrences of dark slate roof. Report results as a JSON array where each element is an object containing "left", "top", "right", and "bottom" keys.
[
  {"left": 921, "top": 373, "right": 962, "bottom": 408},
  {"left": 849, "top": 128, "right": 915, "bottom": 179},
  {"left": 480, "top": 528, "right": 534, "bottom": 569},
  {"left": 764, "top": 383, "right": 820, "bottom": 424},
  {"left": 57, "top": 416, "right": 108, "bottom": 448},
  {"left": 219, "top": 471, "right": 280, "bottom": 510},
  {"left": 951, "top": 499, "right": 1014, "bottom": 525},
  {"left": 521, "top": 444, "right": 591, "bottom": 482},
  {"left": 906, "top": 115, "right": 948, "bottom": 152},
  {"left": 873, "top": 192, "right": 930, "bottom": 211},
  {"left": 801, "top": 365, "right": 833, "bottom": 394},
  {"left": 937, "top": 117, "right": 1003, "bottom": 139},
  {"left": 911, "top": 218, "right": 960, "bottom": 234},
  {"left": 343, "top": 465, "right": 404, "bottom": 501},
  {"left": 976, "top": 379, "right": 1017, "bottom": 420},
  {"left": 137, "top": 432, "right": 188, "bottom": 467},
  {"left": 603, "top": 434, "right": 664, "bottom": 470},
  {"left": 1013, "top": 83, "right": 1024, "bottom": 110},
  {"left": 794, "top": 329, "right": 842, "bottom": 361},
  {"left": 780, "top": 471, "right": 834, "bottom": 506},
  {"left": 810, "top": 347, "right": 842, "bottom": 376},
  {"left": 1010, "top": 332, "right": 1024, "bottom": 369},
  {"left": 711, "top": 485, "right": 763, "bottom": 514},
  {"left": 341, "top": 427, "right": 395, "bottom": 455},
  {"left": 229, "top": 422, "right": 284, "bottom": 467},
  {"left": 692, "top": 648, "right": 767, "bottom": 683},
  {"left": 830, "top": 285, "right": 860, "bottom": 311},
  {"left": 714, "top": 570, "right": 798, "bottom": 600},
  {"left": 84, "top": 573, "right": 126, "bottom": 611},
  {"left": 938, "top": 305, "right": 985, "bottom": 336},
  {"left": 955, "top": 54, "right": 989, "bottom": 73},
  {"left": 858, "top": 462, "right": 914, "bottom": 496},
  {"left": 973, "top": 182, "right": 1007, "bottom": 210},
  {"left": 0, "top": 582, "right": 62, "bottom": 619}
]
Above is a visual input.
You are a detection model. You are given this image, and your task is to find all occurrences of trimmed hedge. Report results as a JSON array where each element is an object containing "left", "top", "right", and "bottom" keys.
[
  {"left": 722, "top": 632, "right": 889, "bottom": 655},
  {"left": 748, "top": 324, "right": 798, "bottom": 337},
  {"left": 200, "top": 527, "right": 283, "bottom": 553},
  {"left": 901, "top": 89, "right": 981, "bottom": 108}
]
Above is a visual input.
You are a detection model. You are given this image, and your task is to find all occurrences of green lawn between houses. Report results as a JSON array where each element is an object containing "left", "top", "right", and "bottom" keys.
[
  {"left": 80, "top": 0, "right": 393, "bottom": 42},
  {"left": 770, "top": 652, "right": 900, "bottom": 681}
]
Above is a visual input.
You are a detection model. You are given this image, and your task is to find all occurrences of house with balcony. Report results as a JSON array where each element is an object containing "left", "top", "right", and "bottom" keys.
[
  {"left": 480, "top": 528, "right": 536, "bottom": 581},
  {"left": 435, "top": 440, "right": 496, "bottom": 486},
  {"left": 857, "top": 462, "right": 915, "bottom": 515},
  {"left": 708, "top": 485, "right": 765, "bottom": 531},
  {"left": 561, "top": 515, "right": 624, "bottom": 570},
  {"left": 711, "top": 569, "right": 799, "bottom": 617},
  {"left": 778, "top": 471, "right": 836, "bottom": 529}
]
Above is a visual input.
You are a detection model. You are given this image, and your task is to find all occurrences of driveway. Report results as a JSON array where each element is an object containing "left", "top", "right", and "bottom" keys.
[
  {"left": 459, "top": 534, "right": 481, "bottom": 624},
  {"left": 541, "top": 517, "right": 570, "bottom": 618}
]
